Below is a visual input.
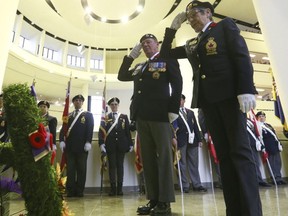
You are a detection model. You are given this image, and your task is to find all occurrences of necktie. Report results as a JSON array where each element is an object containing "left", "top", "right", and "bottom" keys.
[
  {"left": 113, "top": 112, "right": 117, "bottom": 121},
  {"left": 181, "top": 108, "right": 187, "bottom": 120},
  {"left": 74, "top": 109, "right": 79, "bottom": 117}
]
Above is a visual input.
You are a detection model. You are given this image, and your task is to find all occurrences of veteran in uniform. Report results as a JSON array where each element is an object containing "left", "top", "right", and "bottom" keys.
[
  {"left": 59, "top": 94, "right": 94, "bottom": 197},
  {"left": 98, "top": 97, "right": 133, "bottom": 196},
  {"left": 38, "top": 100, "right": 57, "bottom": 150},
  {"left": 160, "top": 1, "right": 262, "bottom": 215},
  {"left": 118, "top": 34, "right": 182, "bottom": 215}
]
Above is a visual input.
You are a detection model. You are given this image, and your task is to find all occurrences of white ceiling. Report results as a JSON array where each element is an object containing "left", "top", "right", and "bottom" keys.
[{"left": 5, "top": 0, "right": 265, "bottom": 103}]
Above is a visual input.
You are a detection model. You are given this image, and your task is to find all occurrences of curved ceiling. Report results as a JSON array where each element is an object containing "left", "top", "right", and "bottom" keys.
[{"left": 5, "top": 0, "right": 264, "bottom": 103}]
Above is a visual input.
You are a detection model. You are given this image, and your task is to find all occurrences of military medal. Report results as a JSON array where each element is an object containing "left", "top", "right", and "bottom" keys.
[
  {"left": 81, "top": 116, "right": 85, "bottom": 124},
  {"left": 152, "top": 71, "right": 160, "bottom": 79},
  {"left": 206, "top": 37, "right": 217, "bottom": 55}
]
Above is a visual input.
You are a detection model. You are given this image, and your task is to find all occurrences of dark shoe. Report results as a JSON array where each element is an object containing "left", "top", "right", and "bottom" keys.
[
  {"left": 150, "top": 202, "right": 171, "bottom": 215},
  {"left": 137, "top": 200, "right": 157, "bottom": 215},
  {"left": 193, "top": 186, "right": 207, "bottom": 192},
  {"left": 279, "top": 180, "right": 287, "bottom": 185},
  {"left": 183, "top": 188, "right": 189, "bottom": 193},
  {"left": 76, "top": 193, "right": 84, "bottom": 197},
  {"left": 259, "top": 182, "right": 272, "bottom": 187}
]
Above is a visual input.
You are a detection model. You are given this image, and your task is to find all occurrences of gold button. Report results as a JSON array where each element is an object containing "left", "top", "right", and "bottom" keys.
[
  {"left": 201, "top": 75, "right": 206, "bottom": 79},
  {"left": 138, "top": 90, "right": 141, "bottom": 94},
  {"left": 139, "top": 78, "right": 142, "bottom": 81}
]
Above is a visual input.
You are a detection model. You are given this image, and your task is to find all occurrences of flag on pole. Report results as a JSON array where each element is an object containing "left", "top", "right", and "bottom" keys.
[
  {"left": 30, "top": 79, "right": 37, "bottom": 101},
  {"left": 60, "top": 79, "right": 71, "bottom": 171},
  {"left": 134, "top": 132, "right": 143, "bottom": 174},
  {"left": 98, "top": 79, "right": 108, "bottom": 171},
  {"left": 271, "top": 74, "right": 288, "bottom": 131}
]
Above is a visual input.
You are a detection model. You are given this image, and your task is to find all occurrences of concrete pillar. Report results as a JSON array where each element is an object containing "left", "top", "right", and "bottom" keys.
[
  {"left": 0, "top": 0, "right": 20, "bottom": 89},
  {"left": 252, "top": 0, "right": 288, "bottom": 121}
]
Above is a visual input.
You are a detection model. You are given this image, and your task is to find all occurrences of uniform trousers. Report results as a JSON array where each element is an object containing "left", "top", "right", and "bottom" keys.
[
  {"left": 66, "top": 151, "right": 88, "bottom": 195},
  {"left": 178, "top": 144, "right": 202, "bottom": 189},
  {"left": 250, "top": 147, "right": 265, "bottom": 183},
  {"left": 107, "top": 151, "right": 125, "bottom": 183},
  {"left": 202, "top": 98, "right": 262, "bottom": 216},
  {"left": 136, "top": 119, "right": 175, "bottom": 203},
  {"left": 268, "top": 152, "right": 282, "bottom": 181}
]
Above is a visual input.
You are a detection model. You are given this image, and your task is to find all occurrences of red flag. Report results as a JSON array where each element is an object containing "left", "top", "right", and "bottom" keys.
[
  {"left": 60, "top": 79, "right": 71, "bottom": 171},
  {"left": 134, "top": 132, "right": 143, "bottom": 174},
  {"left": 207, "top": 133, "right": 219, "bottom": 164}
]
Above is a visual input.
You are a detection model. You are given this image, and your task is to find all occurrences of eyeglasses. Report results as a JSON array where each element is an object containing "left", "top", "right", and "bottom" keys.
[{"left": 110, "top": 103, "right": 118, "bottom": 106}]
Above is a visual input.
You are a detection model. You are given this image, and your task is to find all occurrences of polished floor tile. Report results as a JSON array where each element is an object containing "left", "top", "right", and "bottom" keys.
[{"left": 8, "top": 185, "right": 288, "bottom": 216}]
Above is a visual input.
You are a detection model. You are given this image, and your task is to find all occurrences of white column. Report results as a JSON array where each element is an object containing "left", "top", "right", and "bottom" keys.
[
  {"left": 252, "top": 0, "right": 288, "bottom": 121},
  {"left": 13, "top": 13, "right": 23, "bottom": 46},
  {"left": 82, "top": 83, "right": 89, "bottom": 111},
  {"left": 62, "top": 41, "right": 68, "bottom": 67},
  {"left": 0, "top": 0, "right": 20, "bottom": 89},
  {"left": 38, "top": 30, "right": 46, "bottom": 58}
]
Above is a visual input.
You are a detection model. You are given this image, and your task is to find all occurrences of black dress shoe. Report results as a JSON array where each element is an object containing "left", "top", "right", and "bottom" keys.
[
  {"left": 193, "top": 186, "right": 207, "bottom": 192},
  {"left": 137, "top": 200, "right": 157, "bottom": 215},
  {"left": 150, "top": 202, "right": 171, "bottom": 215},
  {"left": 259, "top": 182, "right": 272, "bottom": 187},
  {"left": 183, "top": 188, "right": 189, "bottom": 193}
]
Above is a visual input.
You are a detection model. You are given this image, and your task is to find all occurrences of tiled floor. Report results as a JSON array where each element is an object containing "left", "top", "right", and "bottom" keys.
[{"left": 8, "top": 185, "right": 288, "bottom": 216}]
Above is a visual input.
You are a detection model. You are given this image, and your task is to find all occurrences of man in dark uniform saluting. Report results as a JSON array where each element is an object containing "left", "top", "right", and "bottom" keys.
[
  {"left": 118, "top": 34, "right": 182, "bottom": 215},
  {"left": 98, "top": 97, "right": 133, "bottom": 196},
  {"left": 59, "top": 94, "right": 94, "bottom": 197},
  {"left": 160, "top": 1, "right": 262, "bottom": 215}
]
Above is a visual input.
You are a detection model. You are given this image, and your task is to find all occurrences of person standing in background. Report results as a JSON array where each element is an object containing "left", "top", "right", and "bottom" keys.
[
  {"left": 198, "top": 108, "right": 222, "bottom": 189},
  {"left": 246, "top": 118, "right": 272, "bottom": 187},
  {"left": 172, "top": 94, "right": 207, "bottom": 193},
  {"left": 59, "top": 94, "right": 94, "bottom": 197},
  {"left": 118, "top": 33, "right": 182, "bottom": 215},
  {"left": 98, "top": 97, "right": 133, "bottom": 196},
  {"left": 256, "top": 111, "right": 287, "bottom": 185},
  {"left": 37, "top": 100, "right": 57, "bottom": 151},
  {"left": 0, "top": 94, "right": 8, "bottom": 142},
  {"left": 160, "top": 1, "right": 262, "bottom": 215}
]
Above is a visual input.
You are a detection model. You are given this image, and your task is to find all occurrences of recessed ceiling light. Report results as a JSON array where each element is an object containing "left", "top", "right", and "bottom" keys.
[
  {"left": 256, "top": 88, "right": 265, "bottom": 92},
  {"left": 121, "top": 16, "right": 128, "bottom": 23}
]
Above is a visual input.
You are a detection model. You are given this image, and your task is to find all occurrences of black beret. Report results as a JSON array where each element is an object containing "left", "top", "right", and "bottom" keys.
[
  {"left": 181, "top": 94, "right": 186, "bottom": 100},
  {"left": 107, "top": 97, "right": 120, "bottom": 105},
  {"left": 186, "top": 1, "right": 214, "bottom": 14},
  {"left": 256, "top": 111, "right": 266, "bottom": 117},
  {"left": 72, "top": 94, "right": 85, "bottom": 102},
  {"left": 140, "top": 34, "right": 158, "bottom": 43},
  {"left": 37, "top": 100, "right": 50, "bottom": 108}
]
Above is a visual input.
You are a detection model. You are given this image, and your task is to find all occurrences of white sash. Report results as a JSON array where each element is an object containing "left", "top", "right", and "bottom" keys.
[
  {"left": 107, "top": 113, "right": 121, "bottom": 137},
  {"left": 262, "top": 124, "right": 278, "bottom": 141},
  {"left": 179, "top": 111, "right": 195, "bottom": 144},
  {"left": 66, "top": 110, "right": 84, "bottom": 137}
]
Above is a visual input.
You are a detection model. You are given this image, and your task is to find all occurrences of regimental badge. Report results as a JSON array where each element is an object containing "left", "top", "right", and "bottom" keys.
[
  {"left": 148, "top": 62, "right": 166, "bottom": 72},
  {"left": 81, "top": 116, "right": 85, "bottom": 124},
  {"left": 152, "top": 71, "right": 160, "bottom": 79},
  {"left": 188, "top": 38, "right": 198, "bottom": 53},
  {"left": 206, "top": 37, "right": 217, "bottom": 55}
]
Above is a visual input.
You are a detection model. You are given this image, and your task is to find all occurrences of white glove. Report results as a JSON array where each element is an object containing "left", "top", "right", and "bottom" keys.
[
  {"left": 129, "top": 43, "right": 142, "bottom": 59},
  {"left": 100, "top": 144, "right": 106, "bottom": 153},
  {"left": 60, "top": 141, "right": 65, "bottom": 152},
  {"left": 255, "top": 140, "right": 262, "bottom": 151},
  {"left": 53, "top": 144, "right": 57, "bottom": 151},
  {"left": 170, "top": 12, "right": 186, "bottom": 30},
  {"left": 129, "top": 146, "right": 134, "bottom": 152},
  {"left": 84, "top": 142, "right": 92, "bottom": 152},
  {"left": 237, "top": 94, "right": 256, "bottom": 113},
  {"left": 168, "top": 112, "right": 179, "bottom": 123},
  {"left": 278, "top": 142, "right": 283, "bottom": 151},
  {"left": 204, "top": 133, "right": 209, "bottom": 142}
]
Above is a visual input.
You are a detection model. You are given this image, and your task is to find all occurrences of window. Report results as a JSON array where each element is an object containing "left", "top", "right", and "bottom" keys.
[
  {"left": 67, "top": 54, "right": 85, "bottom": 68},
  {"left": 89, "top": 95, "right": 104, "bottom": 129},
  {"left": 90, "top": 59, "right": 104, "bottom": 70},
  {"left": 43, "top": 47, "right": 58, "bottom": 61}
]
